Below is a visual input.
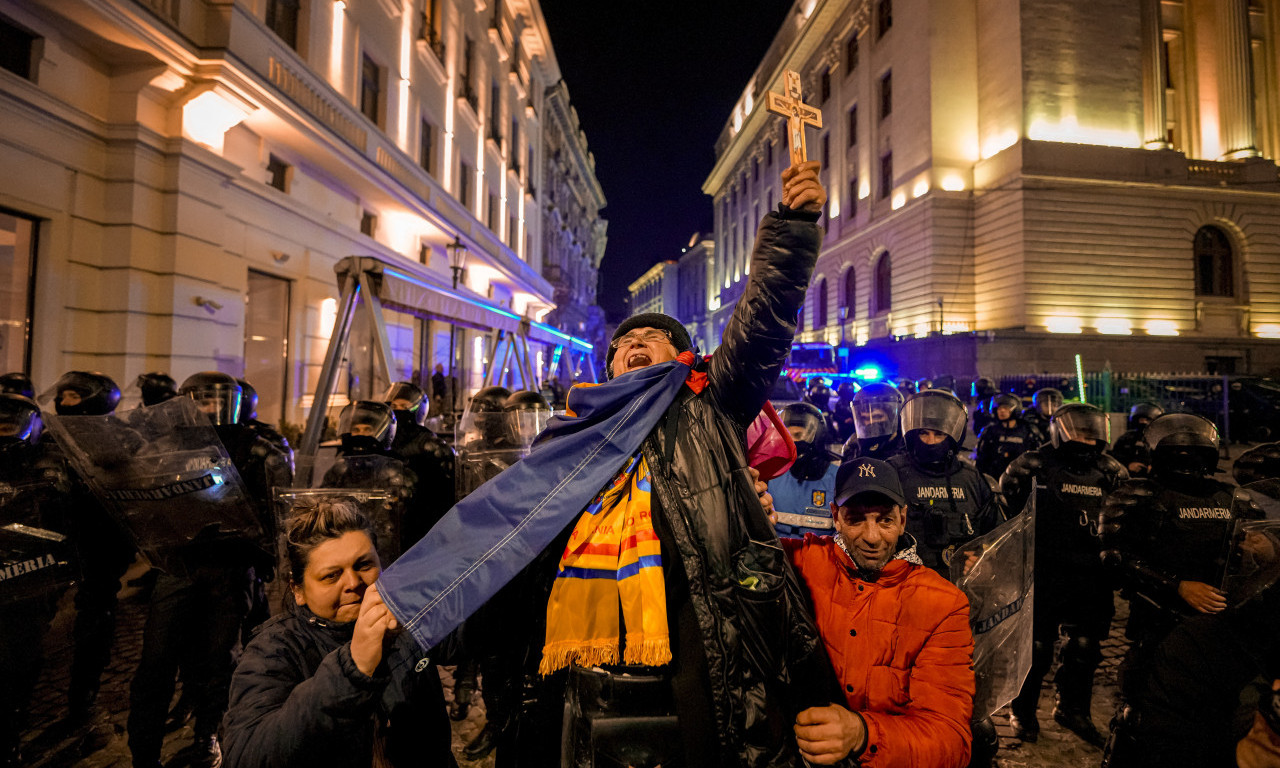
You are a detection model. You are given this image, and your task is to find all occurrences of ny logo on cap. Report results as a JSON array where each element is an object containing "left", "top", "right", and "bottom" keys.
[{"left": 859, "top": 462, "right": 876, "bottom": 478}]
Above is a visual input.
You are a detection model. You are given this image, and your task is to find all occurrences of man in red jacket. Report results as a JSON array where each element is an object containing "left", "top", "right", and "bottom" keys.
[{"left": 786, "top": 457, "right": 976, "bottom": 767}]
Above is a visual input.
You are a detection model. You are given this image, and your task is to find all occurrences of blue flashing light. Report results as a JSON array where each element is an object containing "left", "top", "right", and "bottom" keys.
[{"left": 855, "top": 366, "right": 881, "bottom": 381}]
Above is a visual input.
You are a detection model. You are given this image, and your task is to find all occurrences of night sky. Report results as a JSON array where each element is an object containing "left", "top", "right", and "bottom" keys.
[{"left": 538, "top": 1, "right": 795, "bottom": 321}]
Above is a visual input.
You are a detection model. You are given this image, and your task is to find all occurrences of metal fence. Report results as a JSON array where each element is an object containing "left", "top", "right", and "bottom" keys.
[{"left": 997, "top": 372, "right": 1237, "bottom": 443}]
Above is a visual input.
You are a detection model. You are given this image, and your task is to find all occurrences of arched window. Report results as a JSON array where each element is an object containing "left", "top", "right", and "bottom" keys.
[
  {"left": 842, "top": 268, "right": 857, "bottom": 318},
  {"left": 873, "top": 252, "right": 892, "bottom": 314},
  {"left": 815, "top": 278, "right": 828, "bottom": 328},
  {"left": 1194, "top": 225, "right": 1234, "bottom": 297}
]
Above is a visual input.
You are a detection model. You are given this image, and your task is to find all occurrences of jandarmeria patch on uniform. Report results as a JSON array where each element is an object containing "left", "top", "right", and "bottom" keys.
[
  {"left": 1060, "top": 484, "right": 1103, "bottom": 496},
  {"left": 1178, "top": 507, "right": 1232, "bottom": 519},
  {"left": 918, "top": 486, "right": 966, "bottom": 500},
  {"left": 811, "top": 490, "right": 827, "bottom": 507}
]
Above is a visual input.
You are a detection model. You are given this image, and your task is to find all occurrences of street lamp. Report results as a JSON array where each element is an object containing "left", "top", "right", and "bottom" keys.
[
  {"left": 447, "top": 234, "right": 469, "bottom": 290},
  {"left": 838, "top": 306, "right": 849, "bottom": 346}
]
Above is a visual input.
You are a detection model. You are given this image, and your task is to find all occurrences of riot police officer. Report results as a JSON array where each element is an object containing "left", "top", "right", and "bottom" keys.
[
  {"left": 888, "top": 389, "right": 1005, "bottom": 578},
  {"left": 831, "top": 382, "right": 858, "bottom": 443},
  {"left": 236, "top": 378, "right": 293, "bottom": 463},
  {"left": 1111, "top": 402, "right": 1164, "bottom": 478},
  {"left": 1021, "top": 388, "right": 1063, "bottom": 442},
  {"left": 0, "top": 394, "right": 73, "bottom": 767},
  {"left": 135, "top": 372, "right": 178, "bottom": 407},
  {"left": 974, "top": 392, "right": 1041, "bottom": 480},
  {"left": 455, "top": 385, "right": 515, "bottom": 499},
  {"left": 503, "top": 389, "right": 552, "bottom": 449},
  {"left": 383, "top": 381, "right": 456, "bottom": 543},
  {"left": 48, "top": 371, "right": 134, "bottom": 721},
  {"left": 1100, "top": 412, "right": 1261, "bottom": 763},
  {"left": 769, "top": 402, "right": 839, "bottom": 538},
  {"left": 0, "top": 372, "right": 35, "bottom": 399},
  {"left": 840, "top": 382, "right": 906, "bottom": 462},
  {"left": 323, "top": 400, "right": 415, "bottom": 564},
  {"left": 1000, "top": 404, "right": 1128, "bottom": 745},
  {"left": 128, "top": 372, "right": 291, "bottom": 768}
]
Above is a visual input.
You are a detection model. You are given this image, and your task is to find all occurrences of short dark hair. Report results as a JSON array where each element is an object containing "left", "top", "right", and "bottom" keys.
[{"left": 284, "top": 498, "right": 378, "bottom": 584}]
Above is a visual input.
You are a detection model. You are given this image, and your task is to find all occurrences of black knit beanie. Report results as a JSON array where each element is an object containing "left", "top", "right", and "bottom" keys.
[{"left": 605, "top": 312, "right": 694, "bottom": 377}]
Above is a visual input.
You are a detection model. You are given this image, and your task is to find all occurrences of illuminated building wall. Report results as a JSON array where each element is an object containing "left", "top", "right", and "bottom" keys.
[
  {"left": 626, "top": 261, "right": 679, "bottom": 318},
  {"left": 0, "top": 0, "right": 602, "bottom": 422},
  {"left": 706, "top": 0, "right": 1280, "bottom": 379}
]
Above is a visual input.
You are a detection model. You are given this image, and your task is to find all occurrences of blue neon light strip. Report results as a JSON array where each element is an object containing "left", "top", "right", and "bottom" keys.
[{"left": 380, "top": 266, "right": 592, "bottom": 351}]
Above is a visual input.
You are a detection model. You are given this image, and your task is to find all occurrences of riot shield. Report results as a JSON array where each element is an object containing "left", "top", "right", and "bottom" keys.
[
  {"left": 951, "top": 495, "right": 1035, "bottom": 720},
  {"left": 0, "top": 479, "right": 77, "bottom": 605},
  {"left": 273, "top": 488, "right": 397, "bottom": 577},
  {"left": 1220, "top": 482, "right": 1280, "bottom": 607},
  {"left": 454, "top": 411, "right": 528, "bottom": 498},
  {"left": 45, "top": 397, "right": 264, "bottom": 572}
]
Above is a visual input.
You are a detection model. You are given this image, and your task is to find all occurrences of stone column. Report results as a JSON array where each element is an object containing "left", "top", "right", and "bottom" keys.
[
  {"left": 1140, "top": 0, "right": 1171, "bottom": 148},
  {"left": 1216, "top": 0, "right": 1260, "bottom": 159}
]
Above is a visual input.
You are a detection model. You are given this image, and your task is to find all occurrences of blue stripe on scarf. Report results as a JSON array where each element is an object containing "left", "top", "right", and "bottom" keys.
[
  {"left": 376, "top": 358, "right": 693, "bottom": 653},
  {"left": 559, "top": 555, "right": 664, "bottom": 582}
]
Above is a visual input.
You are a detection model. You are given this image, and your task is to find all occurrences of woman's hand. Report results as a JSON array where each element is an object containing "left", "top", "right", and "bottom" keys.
[
  {"left": 782, "top": 161, "right": 827, "bottom": 214},
  {"left": 749, "top": 466, "right": 778, "bottom": 524},
  {"left": 351, "top": 583, "right": 399, "bottom": 676}
]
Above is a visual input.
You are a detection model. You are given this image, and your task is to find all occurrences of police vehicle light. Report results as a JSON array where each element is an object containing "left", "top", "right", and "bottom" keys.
[
  {"left": 855, "top": 366, "right": 881, "bottom": 381},
  {"left": 208, "top": 468, "right": 224, "bottom": 486}
]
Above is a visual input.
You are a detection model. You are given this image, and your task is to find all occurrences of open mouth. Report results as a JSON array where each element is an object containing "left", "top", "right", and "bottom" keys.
[{"left": 626, "top": 351, "right": 652, "bottom": 368}]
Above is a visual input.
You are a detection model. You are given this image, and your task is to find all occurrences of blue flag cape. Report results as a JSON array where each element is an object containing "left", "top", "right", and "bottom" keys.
[{"left": 377, "top": 357, "right": 695, "bottom": 652}]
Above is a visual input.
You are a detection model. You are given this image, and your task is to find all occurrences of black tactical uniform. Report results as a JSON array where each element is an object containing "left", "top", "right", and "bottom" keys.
[
  {"left": 1020, "top": 388, "right": 1062, "bottom": 444},
  {"left": 1110, "top": 402, "right": 1164, "bottom": 478},
  {"left": 135, "top": 372, "right": 178, "bottom": 407},
  {"left": 0, "top": 395, "right": 73, "bottom": 767},
  {"left": 840, "top": 382, "right": 906, "bottom": 462},
  {"left": 974, "top": 392, "right": 1041, "bottom": 480},
  {"left": 128, "top": 372, "right": 292, "bottom": 768},
  {"left": 383, "top": 381, "right": 456, "bottom": 544},
  {"left": 1100, "top": 413, "right": 1262, "bottom": 765},
  {"left": 1000, "top": 404, "right": 1127, "bottom": 746}
]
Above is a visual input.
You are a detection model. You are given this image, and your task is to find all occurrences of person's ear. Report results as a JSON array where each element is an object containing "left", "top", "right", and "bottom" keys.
[{"left": 292, "top": 583, "right": 306, "bottom": 606}]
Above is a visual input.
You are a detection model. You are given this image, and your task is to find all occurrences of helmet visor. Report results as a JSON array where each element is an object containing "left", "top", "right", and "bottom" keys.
[
  {"left": 1144, "top": 413, "right": 1219, "bottom": 451},
  {"left": 511, "top": 410, "right": 551, "bottom": 447},
  {"left": 187, "top": 384, "right": 241, "bottom": 426},
  {"left": 900, "top": 392, "right": 967, "bottom": 444},
  {"left": 853, "top": 399, "right": 900, "bottom": 440},
  {"left": 1052, "top": 407, "right": 1110, "bottom": 444},
  {"left": 0, "top": 397, "right": 41, "bottom": 442},
  {"left": 339, "top": 402, "right": 396, "bottom": 444},
  {"left": 781, "top": 408, "right": 824, "bottom": 445}
]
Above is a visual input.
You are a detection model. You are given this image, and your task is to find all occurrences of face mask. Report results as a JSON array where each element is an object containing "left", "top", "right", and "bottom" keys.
[
  {"left": 1058, "top": 441, "right": 1102, "bottom": 462},
  {"left": 392, "top": 409, "right": 416, "bottom": 430},
  {"left": 341, "top": 434, "right": 384, "bottom": 455},
  {"left": 911, "top": 438, "right": 952, "bottom": 466},
  {"left": 1154, "top": 448, "right": 1214, "bottom": 477}
]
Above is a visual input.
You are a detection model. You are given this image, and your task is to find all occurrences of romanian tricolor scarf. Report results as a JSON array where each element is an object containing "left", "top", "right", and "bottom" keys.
[
  {"left": 539, "top": 453, "right": 670, "bottom": 674},
  {"left": 377, "top": 351, "right": 705, "bottom": 654}
]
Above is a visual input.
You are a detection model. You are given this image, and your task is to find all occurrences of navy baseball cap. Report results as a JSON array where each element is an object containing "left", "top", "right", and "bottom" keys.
[{"left": 834, "top": 457, "right": 906, "bottom": 507}]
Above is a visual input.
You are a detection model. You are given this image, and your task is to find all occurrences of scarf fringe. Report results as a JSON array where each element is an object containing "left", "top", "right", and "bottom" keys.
[
  {"left": 622, "top": 636, "right": 673, "bottom": 667},
  {"left": 538, "top": 641, "right": 620, "bottom": 676}
]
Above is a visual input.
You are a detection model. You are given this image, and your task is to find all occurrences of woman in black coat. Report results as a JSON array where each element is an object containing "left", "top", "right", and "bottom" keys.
[{"left": 221, "top": 499, "right": 455, "bottom": 768}]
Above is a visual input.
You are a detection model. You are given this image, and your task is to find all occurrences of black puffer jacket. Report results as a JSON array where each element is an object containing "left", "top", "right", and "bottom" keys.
[{"left": 221, "top": 604, "right": 455, "bottom": 768}]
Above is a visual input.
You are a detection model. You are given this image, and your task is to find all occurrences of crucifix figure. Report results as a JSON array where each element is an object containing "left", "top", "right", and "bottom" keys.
[{"left": 766, "top": 69, "right": 823, "bottom": 166}]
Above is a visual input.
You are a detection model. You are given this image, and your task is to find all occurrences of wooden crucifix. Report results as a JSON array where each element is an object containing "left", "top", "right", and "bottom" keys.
[{"left": 766, "top": 70, "right": 823, "bottom": 165}]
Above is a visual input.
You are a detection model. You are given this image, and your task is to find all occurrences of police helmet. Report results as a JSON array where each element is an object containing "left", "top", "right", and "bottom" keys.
[
  {"left": 780, "top": 402, "right": 827, "bottom": 448},
  {"left": 1233, "top": 442, "right": 1280, "bottom": 485},
  {"left": 852, "top": 383, "right": 905, "bottom": 440},
  {"left": 1031, "top": 388, "right": 1064, "bottom": 418},
  {"left": 136, "top": 372, "right": 178, "bottom": 407},
  {"left": 0, "top": 394, "right": 43, "bottom": 446},
  {"left": 900, "top": 389, "right": 968, "bottom": 446},
  {"left": 991, "top": 393, "right": 1022, "bottom": 418},
  {"left": 383, "top": 381, "right": 427, "bottom": 427},
  {"left": 1144, "top": 412, "right": 1220, "bottom": 476},
  {"left": 1050, "top": 403, "right": 1110, "bottom": 448},
  {"left": 0, "top": 372, "right": 35, "bottom": 399},
  {"left": 971, "top": 377, "right": 997, "bottom": 401},
  {"left": 338, "top": 400, "right": 397, "bottom": 451},
  {"left": 54, "top": 371, "right": 122, "bottom": 416},
  {"left": 895, "top": 379, "right": 918, "bottom": 396},
  {"left": 805, "top": 381, "right": 834, "bottom": 411},
  {"left": 237, "top": 379, "right": 259, "bottom": 422},
  {"left": 504, "top": 390, "right": 551, "bottom": 446},
  {"left": 179, "top": 371, "right": 242, "bottom": 426},
  {"left": 836, "top": 382, "right": 858, "bottom": 400},
  {"left": 1127, "top": 402, "right": 1165, "bottom": 431}
]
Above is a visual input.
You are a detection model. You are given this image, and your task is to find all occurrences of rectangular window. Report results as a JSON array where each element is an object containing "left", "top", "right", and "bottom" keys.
[
  {"left": 0, "top": 210, "right": 37, "bottom": 373},
  {"left": 0, "top": 15, "right": 37, "bottom": 80},
  {"left": 846, "top": 34, "right": 859, "bottom": 74},
  {"left": 765, "top": 141, "right": 773, "bottom": 168},
  {"left": 419, "top": 119, "right": 435, "bottom": 175},
  {"left": 820, "top": 68, "right": 831, "bottom": 103},
  {"left": 753, "top": 156, "right": 759, "bottom": 183},
  {"left": 244, "top": 270, "right": 291, "bottom": 426},
  {"left": 488, "top": 193, "right": 499, "bottom": 231},
  {"left": 880, "top": 71, "right": 892, "bottom": 119},
  {"left": 420, "top": 0, "right": 445, "bottom": 60},
  {"left": 459, "top": 161, "right": 472, "bottom": 208},
  {"left": 462, "top": 38, "right": 477, "bottom": 111},
  {"left": 508, "top": 214, "right": 518, "bottom": 248},
  {"left": 821, "top": 133, "right": 830, "bottom": 166},
  {"left": 360, "top": 210, "right": 378, "bottom": 237},
  {"left": 266, "top": 154, "right": 291, "bottom": 192},
  {"left": 877, "top": 0, "right": 893, "bottom": 38},
  {"left": 848, "top": 105, "right": 858, "bottom": 146},
  {"left": 360, "top": 55, "right": 382, "bottom": 126},
  {"left": 848, "top": 176, "right": 858, "bottom": 217},
  {"left": 879, "top": 152, "right": 893, "bottom": 199},
  {"left": 489, "top": 80, "right": 502, "bottom": 144},
  {"left": 265, "top": 0, "right": 300, "bottom": 49}
]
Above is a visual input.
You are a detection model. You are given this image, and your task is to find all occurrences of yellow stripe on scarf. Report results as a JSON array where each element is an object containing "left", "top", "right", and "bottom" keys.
[{"left": 539, "top": 453, "right": 671, "bottom": 675}]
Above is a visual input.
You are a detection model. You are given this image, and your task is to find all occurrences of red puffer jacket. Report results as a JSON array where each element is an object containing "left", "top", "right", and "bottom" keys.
[{"left": 785, "top": 534, "right": 975, "bottom": 768}]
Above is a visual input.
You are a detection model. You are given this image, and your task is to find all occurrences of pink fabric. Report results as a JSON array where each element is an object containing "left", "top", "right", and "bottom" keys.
[{"left": 746, "top": 400, "right": 796, "bottom": 481}]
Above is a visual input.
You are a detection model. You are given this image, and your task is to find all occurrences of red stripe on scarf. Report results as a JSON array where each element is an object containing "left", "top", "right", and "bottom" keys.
[
  {"left": 677, "top": 351, "right": 708, "bottom": 394},
  {"left": 577, "top": 529, "right": 659, "bottom": 557}
]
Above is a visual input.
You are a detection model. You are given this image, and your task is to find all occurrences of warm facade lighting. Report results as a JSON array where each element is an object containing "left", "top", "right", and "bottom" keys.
[
  {"left": 940, "top": 175, "right": 965, "bottom": 192},
  {"left": 1046, "top": 316, "right": 1084, "bottom": 334},
  {"left": 858, "top": 179, "right": 871, "bottom": 199},
  {"left": 1027, "top": 116, "right": 1141, "bottom": 149},
  {"left": 891, "top": 192, "right": 906, "bottom": 210},
  {"left": 829, "top": 197, "right": 841, "bottom": 218},
  {"left": 912, "top": 180, "right": 930, "bottom": 198},
  {"left": 320, "top": 297, "right": 339, "bottom": 339},
  {"left": 1145, "top": 320, "right": 1179, "bottom": 336},
  {"left": 1256, "top": 324, "right": 1280, "bottom": 339},
  {"left": 182, "top": 89, "right": 254, "bottom": 151},
  {"left": 981, "top": 130, "right": 1018, "bottom": 159},
  {"left": 1096, "top": 318, "right": 1132, "bottom": 335},
  {"left": 942, "top": 321, "right": 970, "bottom": 334}
]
